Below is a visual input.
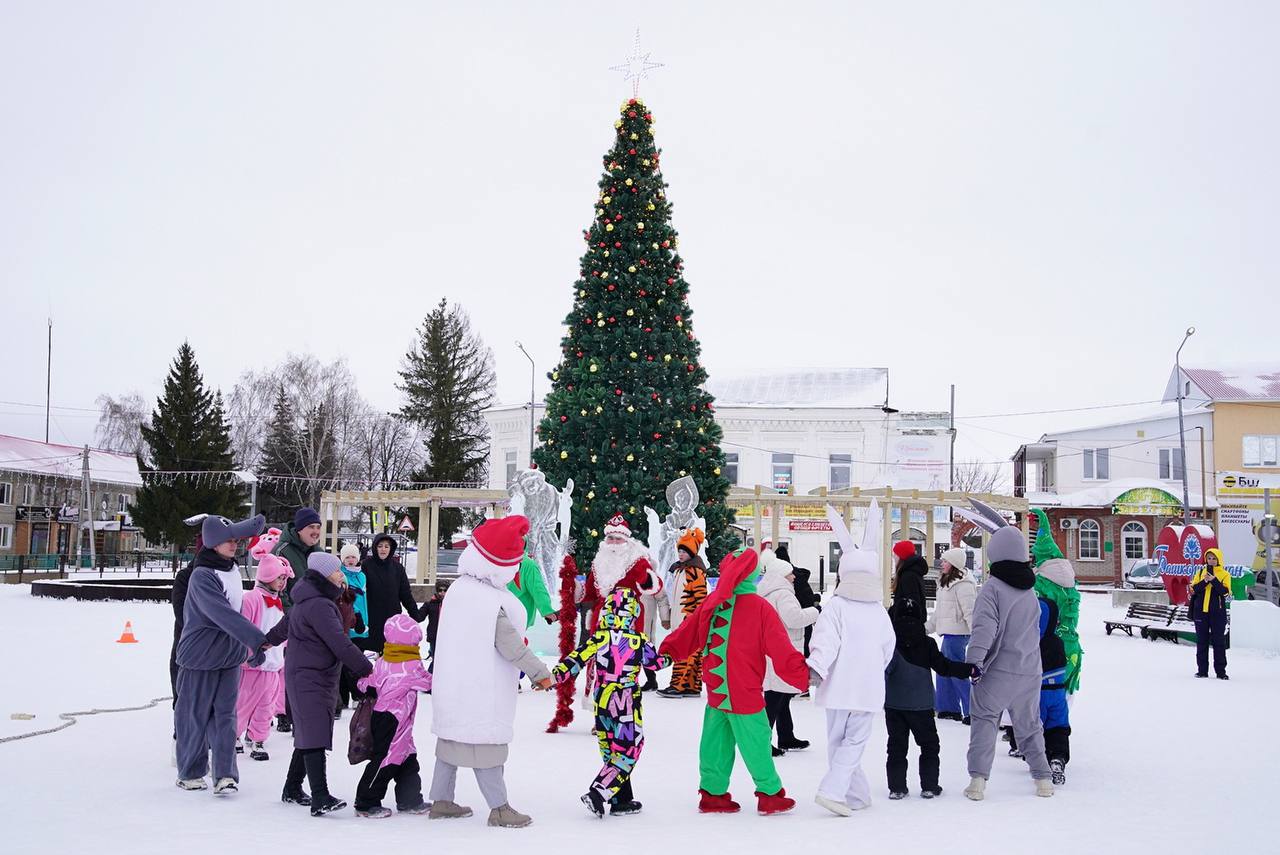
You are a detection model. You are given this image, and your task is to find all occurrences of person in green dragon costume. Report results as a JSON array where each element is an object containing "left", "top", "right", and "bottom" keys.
[{"left": 1030, "top": 509, "right": 1083, "bottom": 694}]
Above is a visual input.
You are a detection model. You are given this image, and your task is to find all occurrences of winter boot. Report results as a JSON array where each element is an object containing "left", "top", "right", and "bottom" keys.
[
  {"left": 963, "top": 777, "right": 986, "bottom": 801},
  {"left": 487, "top": 804, "right": 533, "bottom": 828},
  {"left": 888, "top": 790, "right": 908, "bottom": 800},
  {"left": 355, "top": 806, "right": 393, "bottom": 818},
  {"left": 176, "top": 778, "right": 208, "bottom": 791},
  {"left": 771, "top": 745, "right": 787, "bottom": 757},
  {"left": 815, "top": 794, "right": 854, "bottom": 816},
  {"left": 962, "top": 716, "right": 971, "bottom": 726},
  {"left": 398, "top": 802, "right": 432, "bottom": 815},
  {"left": 756, "top": 789, "right": 796, "bottom": 816},
  {"left": 213, "top": 777, "right": 238, "bottom": 796},
  {"left": 610, "top": 800, "right": 643, "bottom": 816},
  {"left": 582, "top": 789, "right": 606, "bottom": 818},
  {"left": 921, "top": 787, "right": 943, "bottom": 799},
  {"left": 1008, "top": 745, "right": 1025, "bottom": 759},
  {"left": 310, "top": 795, "right": 348, "bottom": 817},
  {"left": 779, "top": 738, "right": 810, "bottom": 751},
  {"left": 429, "top": 800, "right": 473, "bottom": 820},
  {"left": 1035, "top": 778, "right": 1055, "bottom": 798},
  {"left": 302, "top": 749, "right": 344, "bottom": 817},
  {"left": 276, "top": 715, "right": 293, "bottom": 733},
  {"left": 282, "top": 750, "right": 311, "bottom": 806},
  {"left": 249, "top": 741, "right": 268, "bottom": 761},
  {"left": 698, "top": 789, "right": 741, "bottom": 814},
  {"left": 281, "top": 788, "right": 312, "bottom": 807},
  {"left": 1050, "top": 759, "right": 1066, "bottom": 786},
  {"left": 235, "top": 738, "right": 245, "bottom": 754}
]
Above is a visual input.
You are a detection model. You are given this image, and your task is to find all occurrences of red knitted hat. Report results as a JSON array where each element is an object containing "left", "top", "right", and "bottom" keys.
[
  {"left": 471, "top": 515, "right": 530, "bottom": 567},
  {"left": 892, "top": 540, "right": 917, "bottom": 561}
]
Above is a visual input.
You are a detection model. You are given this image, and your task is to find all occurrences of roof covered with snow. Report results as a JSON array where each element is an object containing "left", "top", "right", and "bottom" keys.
[
  {"left": 0, "top": 434, "right": 143, "bottom": 487},
  {"left": 1164, "top": 363, "right": 1280, "bottom": 403},
  {"left": 1026, "top": 477, "right": 1217, "bottom": 510},
  {"left": 707, "top": 368, "right": 889, "bottom": 409}
]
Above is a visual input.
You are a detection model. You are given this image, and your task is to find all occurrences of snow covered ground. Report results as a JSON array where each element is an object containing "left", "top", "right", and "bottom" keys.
[{"left": 2, "top": 585, "right": 1276, "bottom": 854}]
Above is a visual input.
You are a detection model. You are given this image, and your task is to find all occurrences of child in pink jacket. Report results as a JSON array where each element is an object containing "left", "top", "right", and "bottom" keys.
[
  {"left": 235, "top": 531, "right": 293, "bottom": 761},
  {"left": 353, "top": 614, "right": 433, "bottom": 817}
]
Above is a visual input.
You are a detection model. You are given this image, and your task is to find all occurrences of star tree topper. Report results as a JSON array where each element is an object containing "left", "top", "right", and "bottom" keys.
[{"left": 609, "top": 29, "right": 663, "bottom": 98}]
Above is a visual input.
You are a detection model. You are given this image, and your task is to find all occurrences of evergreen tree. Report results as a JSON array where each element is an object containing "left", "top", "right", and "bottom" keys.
[
  {"left": 532, "top": 98, "right": 735, "bottom": 567},
  {"left": 131, "top": 343, "right": 247, "bottom": 549},
  {"left": 399, "top": 299, "right": 496, "bottom": 545},
  {"left": 257, "top": 385, "right": 301, "bottom": 523}
]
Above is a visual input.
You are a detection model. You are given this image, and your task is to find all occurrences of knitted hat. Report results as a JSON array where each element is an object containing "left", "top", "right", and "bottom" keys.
[
  {"left": 988, "top": 526, "right": 1029, "bottom": 564},
  {"left": 892, "top": 540, "right": 917, "bottom": 561},
  {"left": 308, "top": 552, "right": 342, "bottom": 577},
  {"left": 293, "top": 507, "right": 322, "bottom": 530},
  {"left": 471, "top": 515, "right": 530, "bottom": 567},
  {"left": 604, "top": 514, "right": 632, "bottom": 538},
  {"left": 1030, "top": 508, "right": 1064, "bottom": 566},
  {"left": 677, "top": 527, "right": 705, "bottom": 557},
  {"left": 339, "top": 543, "right": 361, "bottom": 563},
  {"left": 940, "top": 547, "right": 968, "bottom": 572},
  {"left": 202, "top": 513, "right": 266, "bottom": 549}
]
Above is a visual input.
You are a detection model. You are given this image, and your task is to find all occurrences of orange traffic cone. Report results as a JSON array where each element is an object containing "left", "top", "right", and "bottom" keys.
[{"left": 116, "top": 621, "right": 139, "bottom": 644}]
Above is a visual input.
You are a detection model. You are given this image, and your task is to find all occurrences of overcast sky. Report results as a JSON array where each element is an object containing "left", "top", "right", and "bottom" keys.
[{"left": 3, "top": 1, "right": 1277, "bottom": 470}]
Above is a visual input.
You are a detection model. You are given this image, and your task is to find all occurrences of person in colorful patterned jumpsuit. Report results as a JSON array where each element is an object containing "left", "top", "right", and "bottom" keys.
[{"left": 553, "top": 588, "right": 671, "bottom": 818}]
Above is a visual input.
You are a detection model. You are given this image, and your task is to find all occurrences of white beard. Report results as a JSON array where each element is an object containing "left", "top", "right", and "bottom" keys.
[{"left": 593, "top": 538, "right": 649, "bottom": 594}]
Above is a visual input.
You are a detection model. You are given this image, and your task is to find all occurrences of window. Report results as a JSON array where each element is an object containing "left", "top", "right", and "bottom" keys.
[
  {"left": 723, "top": 452, "right": 739, "bottom": 486},
  {"left": 1082, "top": 448, "right": 1110, "bottom": 480},
  {"left": 0, "top": 482, "right": 10, "bottom": 505},
  {"left": 0, "top": 525, "right": 11, "bottom": 549},
  {"left": 1159, "top": 448, "right": 1184, "bottom": 481},
  {"left": 504, "top": 449, "right": 518, "bottom": 486},
  {"left": 1122, "top": 521, "right": 1147, "bottom": 560},
  {"left": 829, "top": 453, "right": 852, "bottom": 492},
  {"left": 771, "top": 453, "right": 795, "bottom": 491},
  {"left": 117, "top": 494, "right": 128, "bottom": 513},
  {"left": 1243, "top": 435, "right": 1279, "bottom": 468},
  {"left": 1078, "top": 519, "right": 1101, "bottom": 560},
  {"left": 21, "top": 483, "right": 34, "bottom": 505}
]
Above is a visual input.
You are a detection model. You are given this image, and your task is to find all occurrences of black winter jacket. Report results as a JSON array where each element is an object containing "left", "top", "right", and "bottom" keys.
[
  {"left": 890, "top": 555, "right": 930, "bottom": 625},
  {"left": 359, "top": 534, "right": 424, "bottom": 651}
]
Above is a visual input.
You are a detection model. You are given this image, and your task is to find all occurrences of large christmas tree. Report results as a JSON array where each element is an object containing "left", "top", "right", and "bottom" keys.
[{"left": 533, "top": 98, "right": 735, "bottom": 567}]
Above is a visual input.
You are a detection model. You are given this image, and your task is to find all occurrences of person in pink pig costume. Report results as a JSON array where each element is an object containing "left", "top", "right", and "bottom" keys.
[
  {"left": 352, "top": 614, "right": 434, "bottom": 817},
  {"left": 235, "top": 529, "right": 293, "bottom": 762}
]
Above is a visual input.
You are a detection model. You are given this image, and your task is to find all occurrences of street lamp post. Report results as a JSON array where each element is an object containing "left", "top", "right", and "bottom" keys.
[
  {"left": 516, "top": 342, "right": 536, "bottom": 467},
  {"left": 1174, "top": 327, "right": 1195, "bottom": 526}
]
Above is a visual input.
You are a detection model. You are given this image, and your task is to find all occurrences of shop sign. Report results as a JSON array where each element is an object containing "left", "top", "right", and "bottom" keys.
[
  {"left": 15, "top": 506, "right": 57, "bottom": 522},
  {"left": 788, "top": 520, "right": 833, "bottom": 532},
  {"left": 1112, "top": 487, "right": 1182, "bottom": 517}
]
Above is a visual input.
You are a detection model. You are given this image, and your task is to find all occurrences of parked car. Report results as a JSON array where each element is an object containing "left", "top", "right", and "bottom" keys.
[
  {"left": 1123, "top": 561, "right": 1163, "bottom": 590},
  {"left": 1246, "top": 569, "right": 1280, "bottom": 606}
]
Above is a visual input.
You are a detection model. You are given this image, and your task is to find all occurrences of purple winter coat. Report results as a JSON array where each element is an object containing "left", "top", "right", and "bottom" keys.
[{"left": 286, "top": 569, "right": 373, "bottom": 750}]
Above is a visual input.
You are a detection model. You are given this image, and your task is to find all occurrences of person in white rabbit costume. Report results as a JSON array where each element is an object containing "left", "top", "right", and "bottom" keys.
[{"left": 806, "top": 501, "right": 897, "bottom": 816}]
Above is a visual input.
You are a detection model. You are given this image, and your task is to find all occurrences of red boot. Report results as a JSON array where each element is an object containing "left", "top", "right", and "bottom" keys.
[
  {"left": 755, "top": 789, "right": 796, "bottom": 815},
  {"left": 698, "top": 789, "right": 741, "bottom": 814}
]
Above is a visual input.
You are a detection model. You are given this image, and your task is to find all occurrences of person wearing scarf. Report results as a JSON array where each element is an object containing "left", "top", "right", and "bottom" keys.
[
  {"left": 234, "top": 532, "right": 294, "bottom": 762},
  {"left": 352, "top": 614, "right": 433, "bottom": 818}
]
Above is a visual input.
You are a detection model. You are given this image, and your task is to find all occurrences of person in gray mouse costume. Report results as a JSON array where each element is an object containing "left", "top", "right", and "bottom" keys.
[{"left": 953, "top": 500, "right": 1054, "bottom": 801}]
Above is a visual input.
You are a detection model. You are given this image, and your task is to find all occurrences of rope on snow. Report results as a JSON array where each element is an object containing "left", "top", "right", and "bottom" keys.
[{"left": 1, "top": 696, "right": 173, "bottom": 744}]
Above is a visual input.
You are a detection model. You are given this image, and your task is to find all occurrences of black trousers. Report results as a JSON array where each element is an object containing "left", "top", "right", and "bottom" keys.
[
  {"left": 1194, "top": 613, "right": 1228, "bottom": 677},
  {"left": 355, "top": 711, "right": 424, "bottom": 811},
  {"left": 337, "top": 667, "right": 362, "bottom": 710},
  {"left": 885, "top": 708, "right": 940, "bottom": 792},
  {"left": 764, "top": 691, "right": 797, "bottom": 744},
  {"left": 285, "top": 747, "right": 330, "bottom": 800},
  {"left": 1044, "top": 726, "right": 1071, "bottom": 766}
]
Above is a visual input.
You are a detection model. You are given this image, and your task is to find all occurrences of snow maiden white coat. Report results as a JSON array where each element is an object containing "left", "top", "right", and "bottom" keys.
[{"left": 757, "top": 550, "right": 820, "bottom": 694}]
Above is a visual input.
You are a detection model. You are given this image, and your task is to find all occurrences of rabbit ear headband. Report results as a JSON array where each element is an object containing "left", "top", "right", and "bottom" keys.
[
  {"left": 824, "top": 498, "right": 883, "bottom": 560},
  {"left": 952, "top": 498, "right": 1009, "bottom": 534}
]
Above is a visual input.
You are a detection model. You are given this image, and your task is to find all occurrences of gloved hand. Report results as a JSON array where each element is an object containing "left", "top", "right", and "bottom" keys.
[
  {"left": 543, "top": 613, "right": 558, "bottom": 625},
  {"left": 969, "top": 665, "right": 983, "bottom": 685},
  {"left": 247, "top": 647, "right": 267, "bottom": 668}
]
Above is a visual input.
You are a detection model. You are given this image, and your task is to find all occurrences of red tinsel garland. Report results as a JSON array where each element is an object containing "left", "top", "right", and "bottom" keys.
[{"left": 546, "top": 554, "right": 578, "bottom": 733}]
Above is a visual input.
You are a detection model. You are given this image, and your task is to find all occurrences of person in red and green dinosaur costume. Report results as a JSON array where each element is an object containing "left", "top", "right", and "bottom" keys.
[{"left": 660, "top": 547, "right": 809, "bottom": 816}]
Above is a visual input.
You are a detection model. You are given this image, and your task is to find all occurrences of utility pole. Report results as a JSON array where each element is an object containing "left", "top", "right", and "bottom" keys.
[
  {"left": 45, "top": 319, "right": 52, "bottom": 444},
  {"left": 949, "top": 384, "right": 956, "bottom": 524},
  {"left": 516, "top": 341, "right": 536, "bottom": 468},
  {"left": 80, "top": 445, "right": 96, "bottom": 570},
  {"left": 1174, "top": 327, "right": 1195, "bottom": 525}
]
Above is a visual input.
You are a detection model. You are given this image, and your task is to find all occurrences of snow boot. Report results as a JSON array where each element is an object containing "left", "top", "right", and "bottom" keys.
[
  {"left": 311, "top": 795, "right": 348, "bottom": 817},
  {"left": 698, "top": 789, "right": 741, "bottom": 814},
  {"left": 281, "top": 788, "right": 311, "bottom": 807},
  {"left": 213, "top": 777, "right": 237, "bottom": 796},
  {"left": 249, "top": 741, "right": 268, "bottom": 761},
  {"left": 1050, "top": 759, "right": 1066, "bottom": 786},
  {"left": 964, "top": 777, "right": 986, "bottom": 801},
  {"left": 176, "top": 778, "right": 207, "bottom": 791},
  {"left": 779, "top": 738, "right": 810, "bottom": 751},
  {"left": 235, "top": 740, "right": 244, "bottom": 754},
  {"left": 1194, "top": 672, "right": 1208, "bottom": 678},
  {"left": 962, "top": 716, "right": 971, "bottom": 726},
  {"left": 888, "top": 790, "right": 908, "bottom": 800},
  {"left": 771, "top": 745, "right": 787, "bottom": 757},
  {"left": 429, "top": 800, "right": 473, "bottom": 820},
  {"left": 487, "top": 804, "right": 533, "bottom": 828},
  {"left": 355, "top": 806, "right": 393, "bottom": 818},
  {"left": 582, "top": 789, "right": 606, "bottom": 819},
  {"left": 1035, "top": 779, "right": 1055, "bottom": 798},
  {"left": 756, "top": 789, "right": 795, "bottom": 816},
  {"left": 610, "top": 800, "right": 642, "bottom": 816},
  {"left": 815, "top": 794, "right": 853, "bottom": 816},
  {"left": 1217, "top": 673, "right": 1230, "bottom": 681},
  {"left": 276, "top": 715, "right": 293, "bottom": 733},
  {"left": 398, "top": 802, "right": 432, "bottom": 815},
  {"left": 1008, "top": 746, "right": 1025, "bottom": 759}
]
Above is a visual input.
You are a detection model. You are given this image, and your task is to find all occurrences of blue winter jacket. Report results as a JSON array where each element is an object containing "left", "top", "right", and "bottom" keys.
[{"left": 340, "top": 566, "right": 369, "bottom": 639}]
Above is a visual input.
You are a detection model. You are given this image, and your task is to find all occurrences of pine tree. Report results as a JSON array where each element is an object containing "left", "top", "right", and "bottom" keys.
[
  {"left": 131, "top": 343, "right": 248, "bottom": 549},
  {"left": 532, "top": 98, "right": 735, "bottom": 567},
  {"left": 257, "top": 385, "right": 301, "bottom": 523},
  {"left": 399, "top": 299, "right": 496, "bottom": 545}
]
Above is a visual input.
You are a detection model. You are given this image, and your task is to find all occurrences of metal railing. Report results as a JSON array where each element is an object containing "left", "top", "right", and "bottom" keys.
[{"left": 0, "top": 552, "right": 249, "bottom": 583}]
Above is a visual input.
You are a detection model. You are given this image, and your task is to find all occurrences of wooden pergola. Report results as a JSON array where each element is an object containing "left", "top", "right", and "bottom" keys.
[
  {"left": 727, "top": 485, "right": 1029, "bottom": 604},
  {"left": 318, "top": 488, "right": 510, "bottom": 586}
]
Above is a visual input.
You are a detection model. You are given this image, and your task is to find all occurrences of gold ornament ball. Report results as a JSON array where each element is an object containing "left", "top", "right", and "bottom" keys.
[
  {"left": 627, "top": 405, "right": 635, "bottom": 413},
  {"left": 648, "top": 203, "right": 655, "bottom": 211},
  {"left": 626, "top": 454, "right": 635, "bottom": 462},
  {"left": 675, "top": 419, "right": 682, "bottom": 428},
  {"left": 663, "top": 354, "right": 672, "bottom": 362},
  {"left": 595, "top": 208, "right": 603, "bottom": 216},
  {"left": 587, "top": 490, "right": 595, "bottom": 500},
  {"left": 629, "top": 351, "right": 637, "bottom": 359},
  {"left": 605, "top": 223, "right": 614, "bottom": 232},
  {"left": 642, "top": 159, "right": 650, "bottom": 166},
  {"left": 625, "top": 178, "right": 633, "bottom": 186},
  {"left": 651, "top": 242, "right": 659, "bottom": 250},
  {"left": 625, "top": 308, "right": 634, "bottom": 316},
  {"left": 614, "top": 120, "right": 622, "bottom": 129},
  {"left": 628, "top": 265, "right": 636, "bottom": 273},
  {"left": 578, "top": 289, "right": 586, "bottom": 297},
  {"left": 591, "top": 529, "right": 599, "bottom": 538},
  {"left": 580, "top": 409, "right": 587, "bottom": 416},
  {"left": 629, "top": 506, "right": 636, "bottom": 514},
  {"left": 603, "top": 250, "right": 610, "bottom": 257},
  {"left": 590, "top": 454, "right": 598, "bottom": 463},
  {"left": 589, "top": 364, "right": 598, "bottom": 373},
  {"left": 714, "top": 467, "right": 721, "bottom": 475},
  {"left": 559, "top": 451, "right": 568, "bottom": 460},
  {"left": 597, "top": 311, "right": 604, "bottom": 318},
  {"left": 595, "top": 405, "right": 603, "bottom": 414},
  {"left": 552, "top": 371, "right": 559, "bottom": 380},
  {"left": 637, "top": 222, "right": 645, "bottom": 230},
  {"left": 603, "top": 196, "right": 611, "bottom": 204},
  {"left": 678, "top": 470, "right": 686, "bottom": 476},
  {"left": 698, "top": 427, "right": 705, "bottom": 434},
  {"left": 597, "top": 320, "right": 605, "bottom": 327},
  {"left": 630, "top": 133, "right": 638, "bottom": 140},
  {"left": 601, "top": 271, "right": 609, "bottom": 279}
]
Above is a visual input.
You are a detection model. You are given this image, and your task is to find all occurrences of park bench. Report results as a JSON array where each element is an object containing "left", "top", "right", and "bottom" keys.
[{"left": 1103, "top": 602, "right": 1175, "bottom": 638}]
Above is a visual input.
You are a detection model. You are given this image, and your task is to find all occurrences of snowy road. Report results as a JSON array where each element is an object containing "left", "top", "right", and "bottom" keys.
[{"left": 2, "top": 585, "right": 1276, "bottom": 854}]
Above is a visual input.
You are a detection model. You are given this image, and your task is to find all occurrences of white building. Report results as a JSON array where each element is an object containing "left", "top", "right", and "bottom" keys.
[{"left": 482, "top": 368, "right": 954, "bottom": 582}]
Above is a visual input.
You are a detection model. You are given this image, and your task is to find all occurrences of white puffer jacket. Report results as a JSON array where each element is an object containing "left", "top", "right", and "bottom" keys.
[
  {"left": 926, "top": 570, "right": 977, "bottom": 636},
  {"left": 757, "top": 550, "right": 820, "bottom": 694}
]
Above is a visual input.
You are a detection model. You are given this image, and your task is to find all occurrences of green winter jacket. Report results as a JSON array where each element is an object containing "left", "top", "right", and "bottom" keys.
[
  {"left": 507, "top": 556, "right": 556, "bottom": 628},
  {"left": 275, "top": 523, "right": 320, "bottom": 599},
  {"left": 1034, "top": 562, "right": 1082, "bottom": 694}
]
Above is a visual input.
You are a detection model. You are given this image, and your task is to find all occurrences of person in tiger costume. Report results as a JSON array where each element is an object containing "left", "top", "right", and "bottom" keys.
[{"left": 658, "top": 529, "right": 709, "bottom": 698}]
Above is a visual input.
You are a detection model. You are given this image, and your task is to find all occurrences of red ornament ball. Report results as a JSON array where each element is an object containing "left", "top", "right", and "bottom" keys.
[
  {"left": 607, "top": 284, "right": 615, "bottom": 291},
  {"left": 615, "top": 389, "right": 623, "bottom": 396},
  {"left": 654, "top": 432, "right": 662, "bottom": 440},
  {"left": 560, "top": 416, "right": 568, "bottom": 423},
  {"left": 627, "top": 110, "right": 637, "bottom": 117},
  {"left": 611, "top": 486, "right": 619, "bottom": 493},
  {"left": 614, "top": 242, "right": 622, "bottom": 248},
  {"left": 667, "top": 278, "right": 675, "bottom": 285},
  {"left": 628, "top": 148, "right": 636, "bottom": 155}
]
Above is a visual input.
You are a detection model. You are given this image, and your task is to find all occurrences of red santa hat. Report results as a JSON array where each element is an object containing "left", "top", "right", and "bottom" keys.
[
  {"left": 471, "top": 515, "right": 530, "bottom": 567},
  {"left": 604, "top": 514, "right": 632, "bottom": 538}
]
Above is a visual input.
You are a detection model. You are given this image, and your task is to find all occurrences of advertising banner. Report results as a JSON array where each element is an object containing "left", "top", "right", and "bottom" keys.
[
  {"left": 887, "top": 433, "right": 948, "bottom": 491},
  {"left": 1216, "top": 472, "right": 1280, "bottom": 575}
]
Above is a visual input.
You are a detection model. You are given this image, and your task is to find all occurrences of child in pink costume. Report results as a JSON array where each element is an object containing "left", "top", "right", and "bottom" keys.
[
  {"left": 236, "top": 529, "right": 292, "bottom": 761},
  {"left": 353, "top": 614, "right": 433, "bottom": 817}
]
